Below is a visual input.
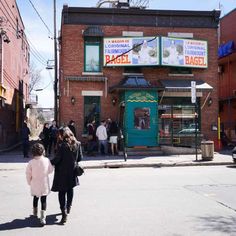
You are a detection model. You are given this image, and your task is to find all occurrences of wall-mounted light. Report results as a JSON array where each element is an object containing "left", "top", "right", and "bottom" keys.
[
  {"left": 111, "top": 97, "right": 117, "bottom": 106},
  {"left": 71, "top": 96, "right": 75, "bottom": 105},
  {"left": 208, "top": 97, "right": 213, "bottom": 106}
]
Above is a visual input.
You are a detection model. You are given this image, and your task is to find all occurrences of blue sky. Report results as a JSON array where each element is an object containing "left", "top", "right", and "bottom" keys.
[{"left": 16, "top": 0, "right": 236, "bottom": 108}]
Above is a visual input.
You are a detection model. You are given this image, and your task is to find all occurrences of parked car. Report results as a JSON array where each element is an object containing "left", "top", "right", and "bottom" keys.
[
  {"left": 232, "top": 146, "right": 236, "bottom": 163},
  {"left": 178, "top": 123, "right": 199, "bottom": 134}
]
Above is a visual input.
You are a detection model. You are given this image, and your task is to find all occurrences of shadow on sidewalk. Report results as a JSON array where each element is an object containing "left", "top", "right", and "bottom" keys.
[{"left": 0, "top": 213, "right": 61, "bottom": 230}]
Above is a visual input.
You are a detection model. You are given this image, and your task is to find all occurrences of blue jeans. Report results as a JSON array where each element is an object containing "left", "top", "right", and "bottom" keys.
[{"left": 98, "top": 140, "right": 108, "bottom": 154}]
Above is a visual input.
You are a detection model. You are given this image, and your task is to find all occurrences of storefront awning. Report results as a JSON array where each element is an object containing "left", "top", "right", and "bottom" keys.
[
  {"left": 109, "top": 75, "right": 163, "bottom": 93},
  {"left": 159, "top": 79, "right": 213, "bottom": 92}
]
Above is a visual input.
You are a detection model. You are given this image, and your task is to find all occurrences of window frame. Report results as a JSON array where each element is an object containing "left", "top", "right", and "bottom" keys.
[{"left": 84, "top": 41, "right": 101, "bottom": 72}]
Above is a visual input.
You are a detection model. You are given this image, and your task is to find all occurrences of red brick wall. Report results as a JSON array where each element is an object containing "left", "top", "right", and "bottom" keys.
[
  {"left": 220, "top": 10, "right": 236, "bottom": 44},
  {"left": 59, "top": 24, "right": 219, "bottom": 141}
]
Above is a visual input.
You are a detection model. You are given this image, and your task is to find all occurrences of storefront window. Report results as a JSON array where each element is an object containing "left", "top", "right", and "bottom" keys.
[
  {"left": 159, "top": 97, "right": 201, "bottom": 147},
  {"left": 84, "top": 96, "right": 100, "bottom": 132},
  {"left": 134, "top": 107, "right": 150, "bottom": 130}
]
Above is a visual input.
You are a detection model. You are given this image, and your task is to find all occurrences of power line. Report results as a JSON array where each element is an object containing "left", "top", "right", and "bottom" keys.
[{"left": 27, "top": 0, "right": 53, "bottom": 37}]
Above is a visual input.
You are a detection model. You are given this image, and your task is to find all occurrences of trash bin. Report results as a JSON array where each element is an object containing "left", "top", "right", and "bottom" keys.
[{"left": 201, "top": 141, "right": 214, "bottom": 161}]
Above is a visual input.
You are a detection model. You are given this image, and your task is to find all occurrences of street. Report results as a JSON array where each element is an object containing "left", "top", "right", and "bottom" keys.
[{"left": 0, "top": 162, "right": 236, "bottom": 236}]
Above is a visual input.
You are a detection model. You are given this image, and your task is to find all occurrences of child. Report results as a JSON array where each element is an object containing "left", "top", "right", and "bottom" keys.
[{"left": 26, "top": 143, "right": 54, "bottom": 226}]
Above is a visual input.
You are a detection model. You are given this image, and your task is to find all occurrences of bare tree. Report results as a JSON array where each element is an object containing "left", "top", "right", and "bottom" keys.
[{"left": 29, "top": 62, "right": 42, "bottom": 94}]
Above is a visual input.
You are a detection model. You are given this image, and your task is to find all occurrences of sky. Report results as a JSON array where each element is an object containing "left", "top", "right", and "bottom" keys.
[{"left": 16, "top": 0, "right": 236, "bottom": 108}]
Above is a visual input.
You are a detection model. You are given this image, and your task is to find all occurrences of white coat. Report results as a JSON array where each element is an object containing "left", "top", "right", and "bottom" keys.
[{"left": 26, "top": 155, "right": 54, "bottom": 197}]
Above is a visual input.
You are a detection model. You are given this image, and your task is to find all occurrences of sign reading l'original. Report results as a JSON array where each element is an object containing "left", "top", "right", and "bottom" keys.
[{"left": 103, "top": 37, "right": 159, "bottom": 67}]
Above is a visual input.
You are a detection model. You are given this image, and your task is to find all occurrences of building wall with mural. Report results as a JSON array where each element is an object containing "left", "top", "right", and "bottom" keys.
[
  {"left": 59, "top": 6, "right": 220, "bottom": 149},
  {"left": 0, "top": 0, "right": 30, "bottom": 148}
]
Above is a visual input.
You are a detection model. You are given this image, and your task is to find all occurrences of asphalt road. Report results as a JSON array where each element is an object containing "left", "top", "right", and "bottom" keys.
[{"left": 0, "top": 164, "right": 236, "bottom": 236}]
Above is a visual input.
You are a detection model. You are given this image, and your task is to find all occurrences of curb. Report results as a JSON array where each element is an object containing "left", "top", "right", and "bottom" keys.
[{"left": 82, "top": 161, "right": 235, "bottom": 170}]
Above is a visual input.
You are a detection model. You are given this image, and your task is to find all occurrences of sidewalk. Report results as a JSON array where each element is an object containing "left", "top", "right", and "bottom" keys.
[{"left": 0, "top": 148, "right": 234, "bottom": 169}]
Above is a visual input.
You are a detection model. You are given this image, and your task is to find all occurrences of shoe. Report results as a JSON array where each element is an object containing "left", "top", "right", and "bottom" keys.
[
  {"left": 60, "top": 210, "right": 67, "bottom": 224},
  {"left": 67, "top": 206, "right": 71, "bottom": 214},
  {"left": 40, "top": 210, "right": 46, "bottom": 226}
]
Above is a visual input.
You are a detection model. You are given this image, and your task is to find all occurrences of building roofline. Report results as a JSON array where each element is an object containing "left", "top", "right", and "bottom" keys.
[
  {"left": 220, "top": 8, "right": 236, "bottom": 20},
  {"left": 61, "top": 6, "right": 220, "bottom": 28}
]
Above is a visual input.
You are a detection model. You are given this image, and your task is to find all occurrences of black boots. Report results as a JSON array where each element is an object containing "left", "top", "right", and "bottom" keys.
[
  {"left": 60, "top": 210, "right": 67, "bottom": 224},
  {"left": 67, "top": 205, "right": 71, "bottom": 215}
]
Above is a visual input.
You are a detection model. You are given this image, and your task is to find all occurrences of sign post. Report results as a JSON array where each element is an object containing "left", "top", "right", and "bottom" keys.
[{"left": 191, "top": 81, "right": 198, "bottom": 161}]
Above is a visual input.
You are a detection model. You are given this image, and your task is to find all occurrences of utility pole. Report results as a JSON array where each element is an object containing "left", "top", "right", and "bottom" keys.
[{"left": 53, "top": 0, "right": 58, "bottom": 123}]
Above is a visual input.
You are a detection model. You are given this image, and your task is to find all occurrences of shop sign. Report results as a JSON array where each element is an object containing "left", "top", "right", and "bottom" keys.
[
  {"left": 103, "top": 37, "right": 159, "bottom": 67},
  {"left": 161, "top": 37, "right": 208, "bottom": 68},
  {"left": 127, "top": 91, "right": 158, "bottom": 103}
]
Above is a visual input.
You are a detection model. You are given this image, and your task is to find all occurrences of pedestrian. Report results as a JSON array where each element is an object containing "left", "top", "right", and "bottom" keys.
[
  {"left": 22, "top": 119, "right": 31, "bottom": 158},
  {"left": 87, "top": 120, "right": 97, "bottom": 156},
  {"left": 109, "top": 121, "right": 119, "bottom": 155},
  {"left": 49, "top": 120, "right": 58, "bottom": 156},
  {"left": 51, "top": 128, "right": 83, "bottom": 224},
  {"left": 40, "top": 123, "right": 50, "bottom": 156},
  {"left": 25, "top": 143, "right": 54, "bottom": 226},
  {"left": 96, "top": 120, "right": 108, "bottom": 155},
  {"left": 68, "top": 120, "right": 77, "bottom": 137}
]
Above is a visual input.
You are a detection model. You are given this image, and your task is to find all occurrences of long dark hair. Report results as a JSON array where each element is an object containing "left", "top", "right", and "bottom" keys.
[{"left": 63, "top": 127, "right": 79, "bottom": 151}]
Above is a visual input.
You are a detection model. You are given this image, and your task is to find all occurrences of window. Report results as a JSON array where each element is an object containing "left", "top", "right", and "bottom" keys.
[
  {"left": 84, "top": 96, "right": 100, "bottom": 132},
  {"left": 134, "top": 107, "right": 150, "bottom": 130},
  {"left": 158, "top": 97, "right": 201, "bottom": 147},
  {"left": 84, "top": 43, "right": 100, "bottom": 72},
  {"left": 169, "top": 67, "right": 192, "bottom": 75}
]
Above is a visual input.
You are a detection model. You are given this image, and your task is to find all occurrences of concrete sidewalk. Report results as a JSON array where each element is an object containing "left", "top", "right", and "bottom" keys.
[
  {"left": 81, "top": 150, "right": 234, "bottom": 169},
  {"left": 0, "top": 148, "right": 234, "bottom": 169}
]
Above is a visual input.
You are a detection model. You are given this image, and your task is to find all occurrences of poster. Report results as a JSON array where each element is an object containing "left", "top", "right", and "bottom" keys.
[
  {"left": 103, "top": 37, "right": 159, "bottom": 66},
  {"left": 161, "top": 37, "right": 208, "bottom": 68}
]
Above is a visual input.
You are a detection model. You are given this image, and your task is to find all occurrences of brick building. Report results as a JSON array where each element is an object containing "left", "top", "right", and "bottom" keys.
[
  {"left": 218, "top": 9, "right": 236, "bottom": 144},
  {"left": 59, "top": 4, "right": 220, "bottom": 150},
  {"left": 0, "top": 0, "right": 30, "bottom": 148}
]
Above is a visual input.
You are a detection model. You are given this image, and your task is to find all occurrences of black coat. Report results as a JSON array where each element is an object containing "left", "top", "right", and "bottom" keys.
[{"left": 51, "top": 141, "right": 82, "bottom": 192}]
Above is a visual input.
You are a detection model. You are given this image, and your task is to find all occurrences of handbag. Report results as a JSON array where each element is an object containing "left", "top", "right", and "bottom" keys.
[
  {"left": 74, "top": 164, "right": 84, "bottom": 176},
  {"left": 74, "top": 144, "right": 84, "bottom": 176}
]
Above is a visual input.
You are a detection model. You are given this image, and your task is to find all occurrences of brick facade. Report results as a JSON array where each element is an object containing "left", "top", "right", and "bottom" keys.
[
  {"left": 59, "top": 6, "right": 220, "bottom": 147},
  {"left": 218, "top": 9, "right": 236, "bottom": 142}
]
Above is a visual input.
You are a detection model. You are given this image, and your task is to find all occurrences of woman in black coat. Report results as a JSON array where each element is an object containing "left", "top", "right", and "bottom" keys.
[{"left": 51, "top": 127, "right": 82, "bottom": 224}]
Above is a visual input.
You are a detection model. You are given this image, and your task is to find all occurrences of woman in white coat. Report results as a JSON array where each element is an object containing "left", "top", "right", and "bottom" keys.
[{"left": 26, "top": 143, "right": 54, "bottom": 226}]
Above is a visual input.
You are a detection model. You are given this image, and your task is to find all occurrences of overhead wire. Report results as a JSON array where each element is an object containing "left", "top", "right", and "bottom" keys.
[
  {"left": 27, "top": 0, "right": 53, "bottom": 37},
  {"left": 0, "top": 0, "right": 49, "bottom": 66}
]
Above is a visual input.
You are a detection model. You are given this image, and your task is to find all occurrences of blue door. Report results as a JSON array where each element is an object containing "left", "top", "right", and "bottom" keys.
[{"left": 125, "top": 91, "right": 158, "bottom": 147}]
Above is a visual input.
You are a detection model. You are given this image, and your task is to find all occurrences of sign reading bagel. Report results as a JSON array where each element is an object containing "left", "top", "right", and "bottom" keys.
[
  {"left": 103, "top": 37, "right": 159, "bottom": 66},
  {"left": 161, "top": 37, "right": 208, "bottom": 68}
]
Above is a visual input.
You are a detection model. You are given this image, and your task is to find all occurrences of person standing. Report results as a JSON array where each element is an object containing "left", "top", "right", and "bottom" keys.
[
  {"left": 49, "top": 120, "right": 58, "bottom": 156},
  {"left": 96, "top": 120, "right": 108, "bottom": 155},
  {"left": 109, "top": 121, "right": 119, "bottom": 155},
  {"left": 68, "top": 120, "right": 76, "bottom": 137},
  {"left": 87, "top": 120, "right": 97, "bottom": 155},
  {"left": 22, "top": 119, "right": 31, "bottom": 158},
  {"left": 41, "top": 123, "right": 50, "bottom": 156},
  {"left": 26, "top": 143, "right": 54, "bottom": 226},
  {"left": 51, "top": 128, "right": 83, "bottom": 224}
]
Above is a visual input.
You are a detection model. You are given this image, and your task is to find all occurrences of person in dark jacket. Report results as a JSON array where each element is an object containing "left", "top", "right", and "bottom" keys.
[
  {"left": 48, "top": 120, "right": 58, "bottom": 156},
  {"left": 22, "top": 120, "right": 31, "bottom": 158},
  {"left": 41, "top": 123, "right": 50, "bottom": 156},
  {"left": 51, "top": 127, "right": 82, "bottom": 224},
  {"left": 68, "top": 120, "right": 76, "bottom": 137}
]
